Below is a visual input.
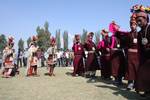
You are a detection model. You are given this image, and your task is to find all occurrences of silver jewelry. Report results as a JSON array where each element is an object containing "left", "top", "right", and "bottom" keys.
[
  {"left": 142, "top": 38, "right": 148, "bottom": 45},
  {"left": 141, "top": 24, "right": 149, "bottom": 45},
  {"left": 133, "top": 38, "right": 137, "bottom": 44}
]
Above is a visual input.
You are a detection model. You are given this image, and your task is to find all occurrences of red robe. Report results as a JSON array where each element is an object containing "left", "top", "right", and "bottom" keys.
[
  {"left": 97, "top": 36, "right": 111, "bottom": 78},
  {"left": 136, "top": 24, "right": 150, "bottom": 92},
  {"left": 72, "top": 42, "right": 85, "bottom": 75},
  {"left": 111, "top": 31, "right": 129, "bottom": 78},
  {"left": 125, "top": 31, "right": 139, "bottom": 80},
  {"left": 84, "top": 41, "right": 99, "bottom": 71}
]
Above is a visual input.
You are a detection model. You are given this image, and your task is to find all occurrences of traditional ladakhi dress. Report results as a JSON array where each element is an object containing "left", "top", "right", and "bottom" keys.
[
  {"left": 84, "top": 41, "right": 99, "bottom": 72},
  {"left": 97, "top": 36, "right": 111, "bottom": 78},
  {"left": 47, "top": 46, "right": 57, "bottom": 67},
  {"left": 111, "top": 31, "right": 129, "bottom": 80},
  {"left": 136, "top": 24, "right": 150, "bottom": 92},
  {"left": 125, "top": 31, "right": 139, "bottom": 81},
  {"left": 72, "top": 42, "right": 85, "bottom": 75},
  {"left": 2, "top": 47, "right": 15, "bottom": 76}
]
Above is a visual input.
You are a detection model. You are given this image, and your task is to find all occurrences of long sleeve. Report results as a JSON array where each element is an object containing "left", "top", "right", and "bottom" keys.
[{"left": 110, "top": 36, "right": 115, "bottom": 49}]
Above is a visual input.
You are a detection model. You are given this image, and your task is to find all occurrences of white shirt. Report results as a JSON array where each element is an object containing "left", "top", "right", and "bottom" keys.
[
  {"left": 56, "top": 51, "right": 61, "bottom": 59},
  {"left": 65, "top": 52, "right": 69, "bottom": 59}
]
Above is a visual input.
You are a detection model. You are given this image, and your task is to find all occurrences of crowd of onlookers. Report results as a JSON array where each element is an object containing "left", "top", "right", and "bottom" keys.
[
  {"left": 0, "top": 49, "right": 73, "bottom": 69},
  {"left": 15, "top": 48, "right": 74, "bottom": 68}
]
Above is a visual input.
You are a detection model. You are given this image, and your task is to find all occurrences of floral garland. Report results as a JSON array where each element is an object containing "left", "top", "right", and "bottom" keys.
[{"left": 131, "top": 4, "right": 150, "bottom": 14}]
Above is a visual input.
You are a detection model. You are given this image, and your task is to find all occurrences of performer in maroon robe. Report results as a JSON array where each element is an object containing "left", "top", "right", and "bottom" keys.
[
  {"left": 125, "top": 14, "right": 139, "bottom": 90},
  {"left": 111, "top": 27, "right": 129, "bottom": 86},
  {"left": 84, "top": 32, "right": 99, "bottom": 82},
  {"left": 97, "top": 29, "right": 111, "bottom": 80},
  {"left": 131, "top": 5, "right": 150, "bottom": 96},
  {"left": 72, "top": 34, "right": 85, "bottom": 76}
]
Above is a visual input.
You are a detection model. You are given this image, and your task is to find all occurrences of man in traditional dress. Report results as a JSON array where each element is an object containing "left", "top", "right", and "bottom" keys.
[
  {"left": 26, "top": 36, "right": 38, "bottom": 76},
  {"left": 125, "top": 14, "right": 139, "bottom": 90},
  {"left": 72, "top": 34, "right": 85, "bottom": 76},
  {"left": 109, "top": 21, "right": 129, "bottom": 85},
  {"left": 84, "top": 32, "right": 99, "bottom": 82},
  {"left": 131, "top": 5, "right": 150, "bottom": 96},
  {"left": 97, "top": 29, "right": 111, "bottom": 80},
  {"left": 1, "top": 36, "right": 15, "bottom": 78},
  {"left": 46, "top": 37, "right": 57, "bottom": 76}
]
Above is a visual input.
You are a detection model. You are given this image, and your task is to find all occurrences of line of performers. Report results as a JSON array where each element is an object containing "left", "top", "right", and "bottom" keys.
[
  {"left": 72, "top": 5, "right": 150, "bottom": 97},
  {"left": 1, "top": 35, "right": 57, "bottom": 78}
]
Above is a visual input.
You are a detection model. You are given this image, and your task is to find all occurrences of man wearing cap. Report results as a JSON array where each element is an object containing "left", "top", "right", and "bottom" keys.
[
  {"left": 84, "top": 32, "right": 99, "bottom": 82},
  {"left": 132, "top": 5, "right": 150, "bottom": 96},
  {"left": 125, "top": 14, "right": 139, "bottom": 90},
  {"left": 26, "top": 36, "right": 38, "bottom": 76},
  {"left": 72, "top": 34, "right": 85, "bottom": 76},
  {"left": 110, "top": 23, "right": 129, "bottom": 85},
  {"left": 46, "top": 37, "right": 57, "bottom": 76},
  {"left": 2, "top": 36, "right": 15, "bottom": 78},
  {"left": 97, "top": 29, "right": 111, "bottom": 80}
]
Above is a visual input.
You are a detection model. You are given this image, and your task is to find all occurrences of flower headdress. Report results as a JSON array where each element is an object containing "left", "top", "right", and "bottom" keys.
[{"left": 131, "top": 5, "right": 150, "bottom": 14}]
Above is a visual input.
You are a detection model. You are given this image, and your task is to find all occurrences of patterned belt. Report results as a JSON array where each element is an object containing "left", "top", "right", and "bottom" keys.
[
  {"left": 128, "top": 49, "right": 138, "bottom": 53},
  {"left": 75, "top": 54, "right": 82, "bottom": 56},
  {"left": 88, "top": 51, "right": 95, "bottom": 53},
  {"left": 111, "top": 48, "right": 119, "bottom": 50}
]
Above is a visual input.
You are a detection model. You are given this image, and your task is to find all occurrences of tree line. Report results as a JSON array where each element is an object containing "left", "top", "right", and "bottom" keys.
[{"left": 0, "top": 21, "right": 101, "bottom": 52}]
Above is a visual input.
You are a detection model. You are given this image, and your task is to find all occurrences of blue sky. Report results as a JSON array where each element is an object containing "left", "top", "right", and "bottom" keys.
[{"left": 0, "top": 0, "right": 149, "bottom": 49}]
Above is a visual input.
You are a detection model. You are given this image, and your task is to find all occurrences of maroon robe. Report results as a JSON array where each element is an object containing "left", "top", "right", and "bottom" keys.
[
  {"left": 125, "top": 31, "right": 139, "bottom": 80},
  {"left": 111, "top": 31, "right": 129, "bottom": 78},
  {"left": 72, "top": 42, "right": 85, "bottom": 75},
  {"left": 110, "top": 37, "right": 121, "bottom": 77},
  {"left": 84, "top": 41, "right": 99, "bottom": 71},
  {"left": 97, "top": 36, "right": 111, "bottom": 78},
  {"left": 136, "top": 24, "right": 150, "bottom": 92}
]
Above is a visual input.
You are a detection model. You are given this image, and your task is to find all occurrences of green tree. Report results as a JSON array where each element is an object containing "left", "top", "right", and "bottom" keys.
[
  {"left": 0, "top": 34, "right": 7, "bottom": 52},
  {"left": 18, "top": 38, "right": 24, "bottom": 51},
  {"left": 44, "top": 21, "right": 49, "bottom": 33},
  {"left": 63, "top": 31, "right": 68, "bottom": 51},
  {"left": 36, "top": 21, "right": 51, "bottom": 51},
  {"left": 56, "top": 29, "right": 61, "bottom": 50},
  {"left": 81, "top": 29, "right": 88, "bottom": 44},
  {"left": 94, "top": 31, "right": 100, "bottom": 45}
]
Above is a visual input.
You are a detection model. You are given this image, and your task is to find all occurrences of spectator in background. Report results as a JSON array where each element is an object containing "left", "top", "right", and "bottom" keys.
[
  {"left": 17, "top": 48, "right": 23, "bottom": 67},
  {"left": 41, "top": 49, "right": 45, "bottom": 67},
  {"left": 37, "top": 48, "right": 42, "bottom": 67},
  {"left": 65, "top": 49, "right": 69, "bottom": 67},
  {"left": 23, "top": 48, "right": 28, "bottom": 67},
  {"left": 69, "top": 51, "right": 74, "bottom": 67},
  {"left": 56, "top": 49, "right": 62, "bottom": 67}
]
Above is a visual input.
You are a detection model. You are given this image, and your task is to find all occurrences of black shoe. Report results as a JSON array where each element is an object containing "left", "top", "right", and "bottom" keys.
[
  {"left": 127, "top": 83, "right": 134, "bottom": 91},
  {"left": 138, "top": 92, "right": 146, "bottom": 97},
  {"left": 72, "top": 74, "right": 78, "bottom": 77},
  {"left": 87, "top": 78, "right": 96, "bottom": 83},
  {"left": 113, "top": 80, "right": 123, "bottom": 86},
  {"left": 105, "top": 77, "right": 112, "bottom": 81},
  {"left": 85, "top": 74, "right": 91, "bottom": 78}
]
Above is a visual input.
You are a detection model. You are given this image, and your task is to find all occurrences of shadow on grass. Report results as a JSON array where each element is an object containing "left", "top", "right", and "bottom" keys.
[
  {"left": 65, "top": 72, "right": 73, "bottom": 76},
  {"left": 95, "top": 84, "right": 150, "bottom": 100}
]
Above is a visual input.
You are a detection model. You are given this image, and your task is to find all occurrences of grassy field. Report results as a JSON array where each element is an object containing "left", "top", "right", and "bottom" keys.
[{"left": 0, "top": 67, "right": 149, "bottom": 100}]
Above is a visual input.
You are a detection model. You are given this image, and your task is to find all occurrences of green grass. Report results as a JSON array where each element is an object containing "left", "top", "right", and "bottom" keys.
[{"left": 0, "top": 67, "right": 149, "bottom": 100}]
